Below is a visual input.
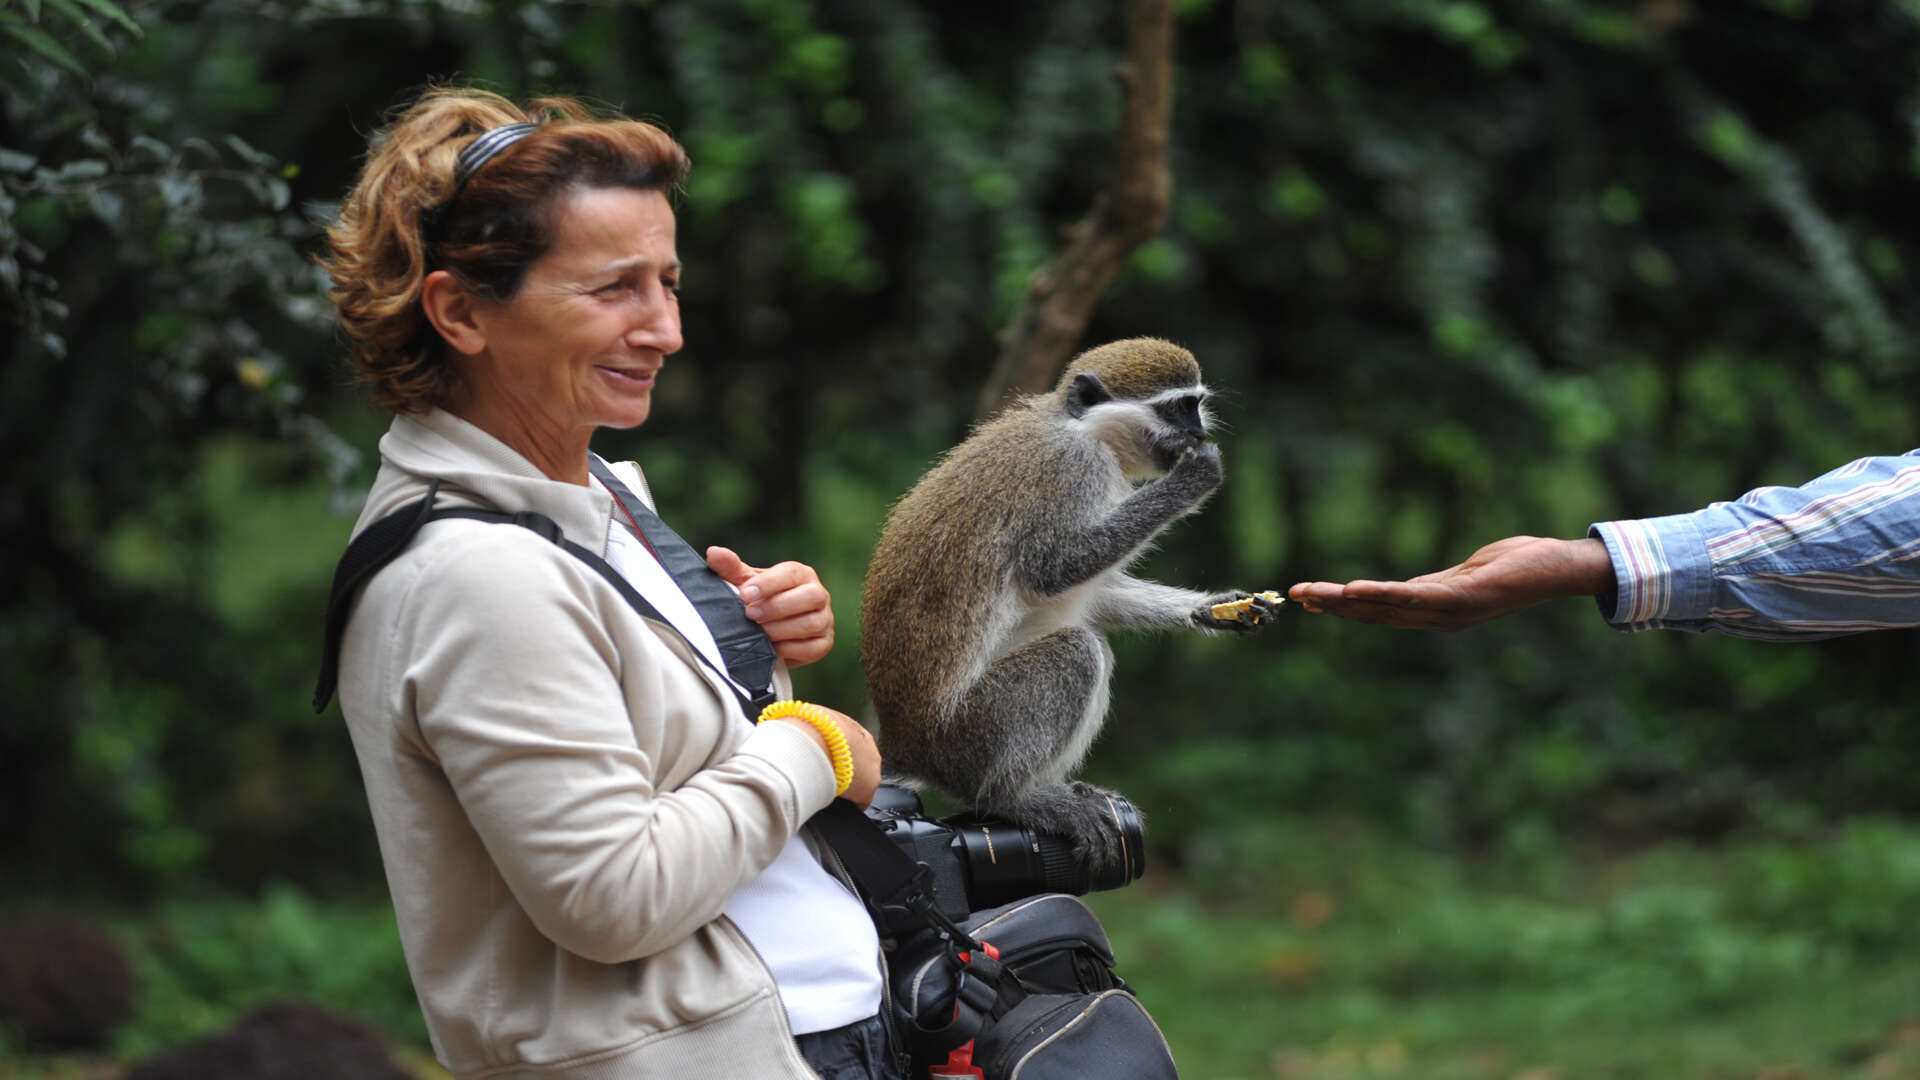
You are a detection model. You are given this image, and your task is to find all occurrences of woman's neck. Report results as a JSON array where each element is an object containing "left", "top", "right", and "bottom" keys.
[{"left": 446, "top": 392, "right": 592, "bottom": 486}]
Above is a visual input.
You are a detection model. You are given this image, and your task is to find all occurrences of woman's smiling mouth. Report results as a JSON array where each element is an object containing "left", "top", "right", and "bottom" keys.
[{"left": 597, "top": 365, "right": 657, "bottom": 387}]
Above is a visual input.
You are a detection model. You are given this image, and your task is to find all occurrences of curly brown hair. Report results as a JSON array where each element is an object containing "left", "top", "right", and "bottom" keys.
[{"left": 321, "top": 86, "right": 691, "bottom": 413}]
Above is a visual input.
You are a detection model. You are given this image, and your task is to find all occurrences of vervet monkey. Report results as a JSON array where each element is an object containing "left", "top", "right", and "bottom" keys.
[{"left": 861, "top": 338, "right": 1278, "bottom": 872}]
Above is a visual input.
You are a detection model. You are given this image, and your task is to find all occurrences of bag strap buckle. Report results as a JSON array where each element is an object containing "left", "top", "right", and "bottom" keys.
[{"left": 932, "top": 941, "right": 1001, "bottom": 1080}]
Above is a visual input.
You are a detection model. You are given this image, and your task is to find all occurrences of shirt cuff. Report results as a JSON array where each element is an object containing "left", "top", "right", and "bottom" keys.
[
  {"left": 737, "top": 716, "right": 840, "bottom": 818},
  {"left": 1588, "top": 512, "right": 1716, "bottom": 629}
]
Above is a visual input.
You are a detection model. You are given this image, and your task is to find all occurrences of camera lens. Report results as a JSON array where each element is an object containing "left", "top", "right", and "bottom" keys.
[{"left": 950, "top": 791, "right": 1146, "bottom": 909}]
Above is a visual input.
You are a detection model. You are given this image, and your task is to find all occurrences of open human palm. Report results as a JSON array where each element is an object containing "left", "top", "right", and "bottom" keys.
[{"left": 1287, "top": 536, "right": 1614, "bottom": 630}]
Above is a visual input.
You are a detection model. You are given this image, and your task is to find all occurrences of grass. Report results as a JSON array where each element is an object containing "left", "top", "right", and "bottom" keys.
[
  {"left": 5, "top": 817, "right": 1919, "bottom": 1079},
  {"left": 1088, "top": 816, "right": 1920, "bottom": 1079}
]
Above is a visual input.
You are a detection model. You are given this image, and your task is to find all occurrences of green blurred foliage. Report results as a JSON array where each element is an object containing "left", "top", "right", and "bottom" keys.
[
  {"left": 112, "top": 884, "right": 424, "bottom": 1057},
  {"left": 3, "top": 4, "right": 1919, "bottom": 1069},
  {"left": 1091, "top": 817, "right": 1920, "bottom": 1077}
]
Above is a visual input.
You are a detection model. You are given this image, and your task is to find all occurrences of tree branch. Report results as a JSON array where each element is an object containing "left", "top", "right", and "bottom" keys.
[{"left": 975, "top": 0, "right": 1176, "bottom": 421}]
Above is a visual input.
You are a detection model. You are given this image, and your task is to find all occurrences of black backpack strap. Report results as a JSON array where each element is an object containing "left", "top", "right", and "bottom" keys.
[
  {"left": 313, "top": 480, "right": 751, "bottom": 719},
  {"left": 314, "top": 479, "right": 450, "bottom": 712}
]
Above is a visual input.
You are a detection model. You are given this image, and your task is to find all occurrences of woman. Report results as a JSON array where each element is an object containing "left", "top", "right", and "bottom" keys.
[{"left": 323, "top": 87, "right": 897, "bottom": 1080}]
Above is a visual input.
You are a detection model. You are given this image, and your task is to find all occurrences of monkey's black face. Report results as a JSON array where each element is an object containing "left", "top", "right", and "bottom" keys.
[{"left": 1147, "top": 391, "right": 1209, "bottom": 471}]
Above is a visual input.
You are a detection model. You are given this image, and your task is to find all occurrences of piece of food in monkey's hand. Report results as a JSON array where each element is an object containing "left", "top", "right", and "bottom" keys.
[{"left": 1210, "top": 590, "right": 1285, "bottom": 625}]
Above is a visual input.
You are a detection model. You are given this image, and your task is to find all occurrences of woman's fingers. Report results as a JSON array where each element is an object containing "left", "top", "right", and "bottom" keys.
[
  {"left": 705, "top": 545, "right": 761, "bottom": 585},
  {"left": 744, "top": 580, "right": 830, "bottom": 623},
  {"left": 771, "top": 634, "right": 834, "bottom": 667}
]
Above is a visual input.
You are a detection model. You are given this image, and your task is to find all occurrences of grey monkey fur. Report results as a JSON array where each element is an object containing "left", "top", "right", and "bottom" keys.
[{"left": 861, "top": 337, "right": 1275, "bottom": 873}]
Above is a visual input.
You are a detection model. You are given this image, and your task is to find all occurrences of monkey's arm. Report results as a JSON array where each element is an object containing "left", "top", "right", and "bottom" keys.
[
  {"left": 1088, "top": 576, "right": 1215, "bottom": 629},
  {"left": 1092, "top": 578, "right": 1282, "bottom": 633},
  {"left": 1021, "top": 443, "right": 1222, "bottom": 596}
]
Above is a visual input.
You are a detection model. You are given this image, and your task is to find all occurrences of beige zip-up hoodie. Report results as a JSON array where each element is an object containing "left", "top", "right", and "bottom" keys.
[{"left": 337, "top": 409, "right": 839, "bottom": 1079}]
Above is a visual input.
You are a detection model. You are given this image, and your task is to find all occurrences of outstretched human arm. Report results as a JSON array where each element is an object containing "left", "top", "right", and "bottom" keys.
[
  {"left": 1287, "top": 536, "right": 1613, "bottom": 630},
  {"left": 1290, "top": 450, "right": 1920, "bottom": 638}
]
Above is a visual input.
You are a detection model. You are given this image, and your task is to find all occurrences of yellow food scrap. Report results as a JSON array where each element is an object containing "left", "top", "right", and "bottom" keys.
[{"left": 1210, "top": 590, "right": 1285, "bottom": 624}]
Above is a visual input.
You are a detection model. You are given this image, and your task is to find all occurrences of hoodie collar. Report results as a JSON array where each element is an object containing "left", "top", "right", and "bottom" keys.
[{"left": 355, "top": 407, "right": 618, "bottom": 555}]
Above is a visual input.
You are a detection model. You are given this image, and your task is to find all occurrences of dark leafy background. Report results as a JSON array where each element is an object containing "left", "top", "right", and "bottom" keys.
[{"left": 5, "top": 1, "right": 1920, "bottom": 1075}]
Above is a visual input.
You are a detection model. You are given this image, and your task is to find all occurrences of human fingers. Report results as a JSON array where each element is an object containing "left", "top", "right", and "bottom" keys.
[
  {"left": 759, "top": 606, "right": 835, "bottom": 645},
  {"left": 743, "top": 578, "right": 831, "bottom": 623},
  {"left": 737, "top": 561, "right": 820, "bottom": 613},
  {"left": 771, "top": 633, "right": 835, "bottom": 668},
  {"left": 705, "top": 546, "right": 762, "bottom": 587},
  {"left": 1286, "top": 581, "right": 1482, "bottom": 628},
  {"left": 1289, "top": 580, "right": 1422, "bottom": 612}
]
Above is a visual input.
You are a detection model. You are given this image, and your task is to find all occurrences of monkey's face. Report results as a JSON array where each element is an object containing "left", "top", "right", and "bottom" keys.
[{"left": 1144, "top": 389, "right": 1210, "bottom": 473}]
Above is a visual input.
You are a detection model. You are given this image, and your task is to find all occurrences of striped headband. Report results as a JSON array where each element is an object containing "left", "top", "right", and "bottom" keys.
[{"left": 425, "top": 121, "right": 538, "bottom": 236}]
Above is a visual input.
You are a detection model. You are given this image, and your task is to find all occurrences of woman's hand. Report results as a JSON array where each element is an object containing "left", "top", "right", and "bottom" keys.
[
  {"left": 1286, "top": 536, "right": 1616, "bottom": 630},
  {"left": 706, "top": 547, "right": 835, "bottom": 667},
  {"left": 766, "top": 705, "right": 883, "bottom": 809}
]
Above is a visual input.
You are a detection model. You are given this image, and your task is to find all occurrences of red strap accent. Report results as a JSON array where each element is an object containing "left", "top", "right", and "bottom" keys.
[
  {"left": 929, "top": 942, "right": 1000, "bottom": 1079},
  {"left": 595, "top": 473, "right": 663, "bottom": 562}
]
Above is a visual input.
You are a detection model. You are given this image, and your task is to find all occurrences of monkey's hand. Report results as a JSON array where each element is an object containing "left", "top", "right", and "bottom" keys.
[
  {"left": 1191, "top": 590, "right": 1284, "bottom": 633},
  {"left": 1163, "top": 440, "right": 1224, "bottom": 498}
]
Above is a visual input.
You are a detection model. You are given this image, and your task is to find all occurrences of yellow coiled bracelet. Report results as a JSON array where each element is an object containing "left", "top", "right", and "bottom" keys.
[{"left": 756, "top": 700, "right": 854, "bottom": 797}]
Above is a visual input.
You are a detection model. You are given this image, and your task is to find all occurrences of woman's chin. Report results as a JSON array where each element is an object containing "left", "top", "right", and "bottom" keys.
[{"left": 591, "top": 398, "right": 652, "bottom": 431}]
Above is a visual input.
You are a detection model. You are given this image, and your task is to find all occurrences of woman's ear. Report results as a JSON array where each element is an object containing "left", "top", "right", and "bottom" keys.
[{"left": 421, "top": 270, "right": 487, "bottom": 357}]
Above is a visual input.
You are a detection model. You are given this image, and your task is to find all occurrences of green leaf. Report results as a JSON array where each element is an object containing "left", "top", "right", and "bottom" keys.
[
  {"left": 1598, "top": 184, "right": 1640, "bottom": 224},
  {"left": 129, "top": 134, "right": 170, "bottom": 163},
  {"left": 44, "top": 0, "right": 112, "bottom": 53},
  {"left": 1435, "top": 2, "right": 1493, "bottom": 41},
  {"left": 1701, "top": 111, "right": 1755, "bottom": 168},
  {"left": 223, "top": 133, "right": 272, "bottom": 168},
  {"left": 0, "top": 148, "right": 36, "bottom": 173},
  {"left": 51, "top": 158, "right": 108, "bottom": 180},
  {"left": 68, "top": 0, "right": 139, "bottom": 35},
  {"left": 24, "top": 0, "right": 41, "bottom": 22},
  {"left": 6, "top": 23, "right": 86, "bottom": 75},
  {"left": 86, "top": 187, "right": 124, "bottom": 231}
]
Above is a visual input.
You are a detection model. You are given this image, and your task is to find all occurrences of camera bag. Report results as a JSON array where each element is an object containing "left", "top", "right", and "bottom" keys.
[
  {"left": 970, "top": 990, "right": 1175, "bottom": 1080},
  {"left": 895, "top": 894, "right": 1127, "bottom": 1024},
  {"left": 812, "top": 803, "right": 1179, "bottom": 1079}
]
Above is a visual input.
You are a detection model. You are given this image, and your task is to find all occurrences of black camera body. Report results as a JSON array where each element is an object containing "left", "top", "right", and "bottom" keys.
[{"left": 860, "top": 784, "right": 1146, "bottom": 925}]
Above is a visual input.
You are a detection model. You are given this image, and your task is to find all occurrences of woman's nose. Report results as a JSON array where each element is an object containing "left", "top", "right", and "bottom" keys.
[{"left": 626, "top": 294, "right": 682, "bottom": 355}]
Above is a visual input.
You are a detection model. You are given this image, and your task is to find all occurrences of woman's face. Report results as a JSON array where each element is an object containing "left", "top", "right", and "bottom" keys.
[{"left": 465, "top": 185, "right": 683, "bottom": 437}]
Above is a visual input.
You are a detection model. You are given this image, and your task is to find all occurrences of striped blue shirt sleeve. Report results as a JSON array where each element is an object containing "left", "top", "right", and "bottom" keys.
[{"left": 1587, "top": 450, "right": 1920, "bottom": 640}]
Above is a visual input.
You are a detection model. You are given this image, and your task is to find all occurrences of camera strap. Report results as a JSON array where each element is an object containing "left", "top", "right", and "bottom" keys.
[
  {"left": 586, "top": 455, "right": 779, "bottom": 713},
  {"left": 811, "top": 800, "right": 1021, "bottom": 1057}
]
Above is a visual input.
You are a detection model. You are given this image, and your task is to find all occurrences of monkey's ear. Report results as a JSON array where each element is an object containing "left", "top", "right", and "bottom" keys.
[{"left": 1065, "top": 372, "right": 1112, "bottom": 418}]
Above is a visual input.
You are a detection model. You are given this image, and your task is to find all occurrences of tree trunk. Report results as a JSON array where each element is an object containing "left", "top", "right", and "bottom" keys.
[{"left": 974, "top": 0, "right": 1177, "bottom": 421}]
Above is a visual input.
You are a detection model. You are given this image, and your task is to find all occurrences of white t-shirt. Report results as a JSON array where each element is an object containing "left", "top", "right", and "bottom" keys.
[{"left": 597, "top": 468, "right": 882, "bottom": 1036}]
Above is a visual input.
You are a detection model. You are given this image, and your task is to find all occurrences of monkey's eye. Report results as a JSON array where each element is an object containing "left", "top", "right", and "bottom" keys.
[{"left": 1151, "top": 394, "right": 1208, "bottom": 439}]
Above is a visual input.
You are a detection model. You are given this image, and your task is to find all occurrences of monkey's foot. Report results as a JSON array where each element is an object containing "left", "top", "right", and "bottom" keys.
[
  {"left": 986, "top": 780, "right": 1140, "bottom": 876},
  {"left": 1195, "top": 590, "right": 1285, "bottom": 632}
]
